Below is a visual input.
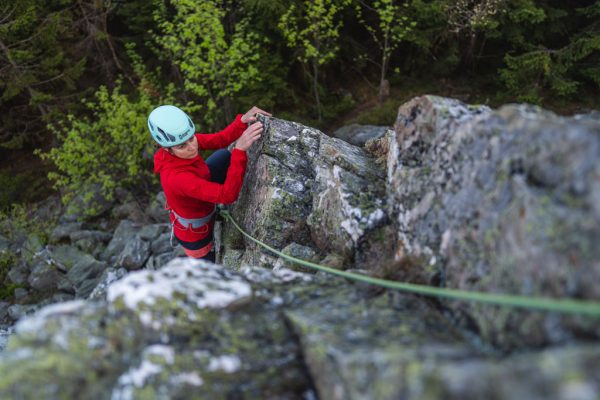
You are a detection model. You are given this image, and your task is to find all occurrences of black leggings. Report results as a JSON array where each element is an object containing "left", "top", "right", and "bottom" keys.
[
  {"left": 206, "top": 149, "right": 231, "bottom": 184},
  {"left": 185, "top": 149, "right": 231, "bottom": 262}
]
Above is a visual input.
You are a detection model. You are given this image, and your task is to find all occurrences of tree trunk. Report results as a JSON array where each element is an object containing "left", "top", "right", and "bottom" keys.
[
  {"left": 378, "top": 52, "right": 390, "bottom": 103},
  {"left": 312, "top": 59, "right": 322, "bottom": 122},
  {"left": 463, "top": 32, "right": 477, "bottom": 70},
  {"left": 223, "top": 97, "right": 233, "bottom": 125}
]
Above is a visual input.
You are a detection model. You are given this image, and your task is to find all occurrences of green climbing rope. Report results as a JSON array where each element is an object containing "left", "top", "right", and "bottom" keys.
[{"left": 220, "top": 210, "right": 600, "bottom": 316}]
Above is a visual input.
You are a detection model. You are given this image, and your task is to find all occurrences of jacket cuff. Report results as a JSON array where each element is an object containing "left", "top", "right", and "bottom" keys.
[
  {"left": 235, "top": 114, "right": 247, "bottom": 127},
  {"left": 231, "top": 147, "right": 248, "bottom": 159}
]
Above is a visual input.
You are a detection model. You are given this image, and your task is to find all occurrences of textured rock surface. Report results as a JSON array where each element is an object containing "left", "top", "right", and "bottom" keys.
[
  {"left": 0, "top": 259, "right": 317, "bottom": 399},
  {"left": 1, "top": 95, "right": 599, "bottom": 398},
  {"left": 227, "top": 116, "right": 388, "bottom": 270},
  {"left": 2, "top": 257, "right": 598, "bottom": 399},
  {"left": 286, "top": 286, "right": 600, "bottom": 400},
  {"left": 0, "top": 194, "right": 180, "bottom": 328},
  {"left": 379, "top": 95, "right": 600, "bottom": 349}
]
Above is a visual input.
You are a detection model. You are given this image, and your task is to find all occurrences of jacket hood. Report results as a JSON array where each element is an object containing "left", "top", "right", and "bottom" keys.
[{"left": 153, "top": 148, "right": 200, "bottom": 174}]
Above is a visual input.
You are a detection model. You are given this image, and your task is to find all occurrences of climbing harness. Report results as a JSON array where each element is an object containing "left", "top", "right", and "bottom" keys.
[
  {"left": 170, "top": 206, "right": 216, "bottom": 229},
  {"left": 167, "top": 204, "right": 216, "bottom": 248},
  {"left": 220, "top": 209, "right": 600, "bottom": 316}
]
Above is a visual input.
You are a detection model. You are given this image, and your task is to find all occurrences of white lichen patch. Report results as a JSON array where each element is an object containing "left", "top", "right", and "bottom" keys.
[
  {"left": 170, "top": 372, "right": 203, "bottom": 387},
  {"left": 15, "top": 300, "right": 86, "bottom": 335},
  {"left": 208, "top": 355, "right": 242, "bottom": 373},
  {"left": 112, "top": 344, "right": 176, "bottom": 399},
  {"left": 146, "top": 344, "right": 175, "bottom": 364},
  {"left": 107, "top": 259, "right": 252, "bottom": 328},
  {"left": 331, "top": 165, "right": 385, "bottom": 243},
  {"left": 240, "top": 266, "right": 312, "bottom": 284},
  {"left": 117, "top": 358, "right": 162, "bottom": 388},
  {"left": 271, "top": 188, "right": 283, "bottom": 200},
  {"left": 284, "top": 177, "right": 306, "bottom": 194},
  {"left": 270, "top": 296, "right": 284, "bottom": 306},
  {"left": 273, "top": 267, "right": 313, "bottom": 282}
]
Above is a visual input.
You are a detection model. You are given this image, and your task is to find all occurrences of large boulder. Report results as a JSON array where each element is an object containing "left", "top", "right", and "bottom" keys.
[
  {"left": 377, "top": 95, "right": 600, "bottom": 349},
  {"left": 227, "top": 117, "right": 388, "bottom": 270},
  {"left": 0, "top": 259, "right": 317, "bottom": 398}
]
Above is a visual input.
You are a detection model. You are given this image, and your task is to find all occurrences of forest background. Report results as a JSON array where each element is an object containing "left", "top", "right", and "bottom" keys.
[{"left": 0, "top": 0, "right": 598, "bottom": 211}]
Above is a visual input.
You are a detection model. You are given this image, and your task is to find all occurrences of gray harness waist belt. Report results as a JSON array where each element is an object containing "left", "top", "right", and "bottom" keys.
[{"left": 170, "top": 206, "right": 216, "bottom": 229}]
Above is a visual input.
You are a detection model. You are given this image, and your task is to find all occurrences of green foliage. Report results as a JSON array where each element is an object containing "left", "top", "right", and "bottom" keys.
[
  {"left": 278, "top": 0, "right": 351, "bottom": 120},
  {"left": 1, "top": 0, "right": 600, "bottom": 213},
  {"left": 279, "top": 0, "right": 350, "bottom": 66},
  {"left": 0, "top": 251, "right": 19, "bottom": 301},
  {"left": 0, "top": 0, "right": 86, "bottom": 149},
  {"left": 446, "top": 0, "right": 506, "bottom": 34},
  {"left": 152, "top": 0, "right": 261, "bottom": 129},
  {"left": 499, "top": 2, "right": 600, "bottom": 103},
  {"left": 0, "top": 170, "right": 51, "bottom": 211},
  {"left": 38, "top": 79, "right": 158, "bottom": 206},
  {"left": 355, "top": 0, "right": 416, "bottom": 99},
  {"left": 0, "top": 203, "right": 54, "bottom": 249}
]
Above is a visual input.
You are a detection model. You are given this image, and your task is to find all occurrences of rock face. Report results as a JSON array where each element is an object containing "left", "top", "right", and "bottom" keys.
[
  {"left": 0, "top": 190, "right": 180, "bottom": 321},
  {"left": 379, "top": 96, "right": 600, "bottom": 350},
  {"left": 1, "top": 258, "right": 599, "bottom": 399},
  {"left": 226, "top": 97, "right": 600, "bottom": 349},
  {"left": 0, "top": 95, "right": 599, "bottom": 398},
  {"left": 227, "top": 116, "right": 388, "bottom": 271},
  {"left": 0, "top": 260, "right": 315, "bottom": 398}
]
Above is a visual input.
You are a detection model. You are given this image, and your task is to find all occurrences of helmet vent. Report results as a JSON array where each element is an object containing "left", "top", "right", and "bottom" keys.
[
  {"left": 157, "top": 127, "right": 176, "bottom": 142},
  {"left": 188, "top": 117, "right": 193, "bottom": 129}
]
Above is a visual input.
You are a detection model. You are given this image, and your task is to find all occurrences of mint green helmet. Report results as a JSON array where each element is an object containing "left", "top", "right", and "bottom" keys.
[{"left": 147, "top": 105, "right": 196, "bottom": 147}]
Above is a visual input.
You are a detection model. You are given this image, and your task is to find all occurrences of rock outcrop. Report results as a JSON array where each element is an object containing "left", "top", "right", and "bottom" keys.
[
  {"left": 379, "top": 97, "right": 600, "bottom": 350},
  {"left": 0, "top": 95, "right": 598, "bottom": 398},
  {"left": 225, "top": 96, "right": 600, "bottom": 350},
  {"left": 226, "top": 116, "right": 388, "bottom": 271}
]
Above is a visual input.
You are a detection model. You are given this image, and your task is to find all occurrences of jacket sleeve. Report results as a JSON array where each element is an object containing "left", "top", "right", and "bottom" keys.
[
  {"left": 170, "top": 149, "right": 248, "bottom": 204},
  {"left": 196, "top": 114, "right": 247, "bottom": 150}
]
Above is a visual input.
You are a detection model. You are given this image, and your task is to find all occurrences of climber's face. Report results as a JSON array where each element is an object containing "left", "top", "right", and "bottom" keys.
[{"left": 168, "top": 135, "right": 198, "bottom": 159}]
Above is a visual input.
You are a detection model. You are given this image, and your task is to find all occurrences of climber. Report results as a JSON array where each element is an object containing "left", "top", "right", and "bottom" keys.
[{"left": 150, "top": 104, "right": 271, "bottom": 262}]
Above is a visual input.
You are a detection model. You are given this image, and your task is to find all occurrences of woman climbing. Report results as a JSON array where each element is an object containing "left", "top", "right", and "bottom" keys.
[{"left": 149, "top": 105, "right": 271, "bottom": 262}]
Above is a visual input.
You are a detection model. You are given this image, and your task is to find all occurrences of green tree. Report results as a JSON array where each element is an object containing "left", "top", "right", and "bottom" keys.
[
  {"left": 355, "top": 0, "right": 416, "bottom": 102},
  {"left": 0, "top": 1, "right": 85, "bottom": 148},
  {"left": 278, "top": 0, "right": 350, "bottom": 121},
  {"left": 498, "top": 0, "right": 600, "bottom": 103},
  {"left": 153, "top": 0, "right": 261, "bottom": 130}
]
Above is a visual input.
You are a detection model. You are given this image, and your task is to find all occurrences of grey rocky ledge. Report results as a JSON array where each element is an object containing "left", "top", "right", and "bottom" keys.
[{"left": 0, "top": 257, "right": 598, "bottom": 399}]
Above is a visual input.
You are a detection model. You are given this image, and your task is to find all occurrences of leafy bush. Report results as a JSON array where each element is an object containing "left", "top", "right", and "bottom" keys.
[
  {"left": 0, "top": 170, "right": 51, "bottom": 211},
  {"left": 0, "top": 204, "right": 54, "bottom": 245},
  {"left": 38, "top": 80, "right": 159, "bottom": 206},
  {"left": 0, "top": 251, "right": 19, "bottom": 301}
]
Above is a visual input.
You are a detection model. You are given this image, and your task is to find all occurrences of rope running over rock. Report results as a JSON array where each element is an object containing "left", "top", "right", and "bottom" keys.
[{"left": 220, "top": 210, "right": 600, "bottom": 316}]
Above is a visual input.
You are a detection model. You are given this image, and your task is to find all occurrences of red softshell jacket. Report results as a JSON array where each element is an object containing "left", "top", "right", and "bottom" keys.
[{"left": 153, "top": 114, "right": 248, "bottom": 243}]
